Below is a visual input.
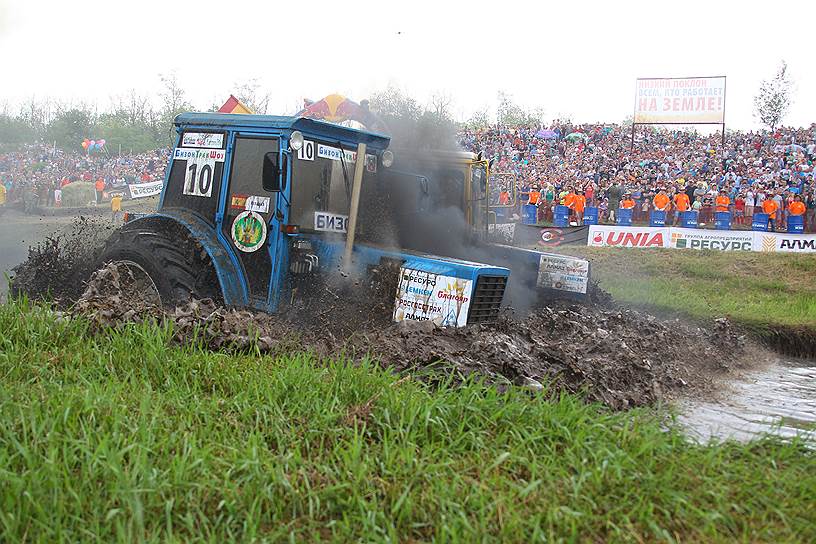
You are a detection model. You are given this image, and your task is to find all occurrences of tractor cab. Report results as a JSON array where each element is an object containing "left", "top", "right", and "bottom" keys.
[{"left": 110, "top": 112, "right": 511, "bottom": 326}]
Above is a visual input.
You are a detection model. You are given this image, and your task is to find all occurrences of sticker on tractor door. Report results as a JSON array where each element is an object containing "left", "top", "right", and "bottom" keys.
[
  {"left": 393, "top": 268, "right": 473, "bottom": 327},
  {"left": 231, "top": 211, "right": 267, "bottom": 253},
  {"left": 245, "top": 195, "right": 271, "bottom": 214},
  {"left": 314, "top": 211, "right": 348, "bottom": 233},
  {"left": 230, "top": 194, "right": 248, "bottom": 209},
  {"left": 174, "top": 148, "right": 226, "bottom": 198}
]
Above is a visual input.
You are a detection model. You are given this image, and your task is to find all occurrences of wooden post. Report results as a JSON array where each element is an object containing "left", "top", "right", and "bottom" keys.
[{"left": 343, "top": 143, "right": 367, "bottom": 268}]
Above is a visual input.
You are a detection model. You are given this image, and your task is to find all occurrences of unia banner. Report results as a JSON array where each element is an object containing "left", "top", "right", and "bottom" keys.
[{"left": 587, "top": 225, "right": 816, "bottom": 254}]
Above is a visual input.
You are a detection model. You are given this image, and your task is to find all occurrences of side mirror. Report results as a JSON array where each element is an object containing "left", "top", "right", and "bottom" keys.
[
  {"left": 262, "top": 152, "right": 280, "bottom": 192},
  {"left": 262, "top": 152, "right": 287, "bottom": 192}
]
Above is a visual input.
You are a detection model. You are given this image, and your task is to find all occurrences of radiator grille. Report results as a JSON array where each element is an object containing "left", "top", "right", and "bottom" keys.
[{"left": 467, "top": 275, "right": 507, "bottom": 324}]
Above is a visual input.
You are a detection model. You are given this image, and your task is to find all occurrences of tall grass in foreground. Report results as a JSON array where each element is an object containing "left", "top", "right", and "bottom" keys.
[{"left": 0, "top": 300, "right": 814, "bottom": 542}]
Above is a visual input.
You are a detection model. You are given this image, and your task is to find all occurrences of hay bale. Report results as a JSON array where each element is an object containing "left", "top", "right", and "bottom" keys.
[{"left": 61, "top": 182, "right": 97, "bottom": 207}]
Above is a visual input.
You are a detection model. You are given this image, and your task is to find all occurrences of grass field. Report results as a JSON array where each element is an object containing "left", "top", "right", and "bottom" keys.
[
  {"left": 1, "top": 300, "right": 814, "bottom": 542},
  {"left": 550, "top": 247, "right": 816, "bottom": 331}
]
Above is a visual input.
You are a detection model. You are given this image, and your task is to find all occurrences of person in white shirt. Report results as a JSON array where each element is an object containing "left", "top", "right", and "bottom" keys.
[{"left": 745, "top": 189, "right": 755, "bottom": 219}]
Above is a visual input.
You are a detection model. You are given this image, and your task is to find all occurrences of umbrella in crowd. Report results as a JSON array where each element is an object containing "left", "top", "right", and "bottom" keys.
[
  {"left": 565, "top": 132, "right": 587, "bottom": 142},
  {"left": 785, "top": 144, "right": 806, "bottom": 153},
  {"left": 535, "top": 129, "right": 558, "bottom": 140}
]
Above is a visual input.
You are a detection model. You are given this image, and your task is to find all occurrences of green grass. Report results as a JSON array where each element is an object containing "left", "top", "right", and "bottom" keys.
[
  {"left": 551, "top": 248, "right": 816, "bottom": 330},
  {"left": 0, "top": 300, "right": 814, "bottom": 542}
]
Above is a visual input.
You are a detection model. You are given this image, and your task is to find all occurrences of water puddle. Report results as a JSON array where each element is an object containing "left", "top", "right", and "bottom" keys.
[{"left": 679, "top": 361, "right": 816, "bottom": 443}]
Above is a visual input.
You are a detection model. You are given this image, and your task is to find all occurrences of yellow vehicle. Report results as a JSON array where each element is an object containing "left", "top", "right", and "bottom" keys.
[{"left": 383, "top": 150, "right": 590, "bottom": 302}]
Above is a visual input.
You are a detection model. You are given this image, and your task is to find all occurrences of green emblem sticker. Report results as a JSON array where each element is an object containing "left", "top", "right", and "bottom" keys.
[{"left": 231, "top": 210, "right": 267, "bottom": 253}]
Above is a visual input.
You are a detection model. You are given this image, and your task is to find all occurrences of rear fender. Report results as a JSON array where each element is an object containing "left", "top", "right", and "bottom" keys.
[{"left": 125, "top": 211, "right": 248, "bottom": 306}]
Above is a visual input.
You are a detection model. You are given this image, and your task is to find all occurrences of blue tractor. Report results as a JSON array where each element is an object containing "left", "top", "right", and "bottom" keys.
[{"left": 100, "top": 113, "right": 509, "bottom": 327}]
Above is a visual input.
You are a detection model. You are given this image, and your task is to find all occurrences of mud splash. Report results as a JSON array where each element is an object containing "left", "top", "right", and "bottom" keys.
[
  {"left": 62, "top": 263, "right": 762, "bottom": 410},
  {"left": 9, "top": 216, "right": 116, "bottom": 304}
]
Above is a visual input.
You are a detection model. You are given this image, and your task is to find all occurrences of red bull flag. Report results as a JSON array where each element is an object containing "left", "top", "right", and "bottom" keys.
[
  {"left": 298, "top": 93, "right": 362, "bottom": 123},
  {"left": 218, "top": 95, "right": 253, "bottom": 114}
]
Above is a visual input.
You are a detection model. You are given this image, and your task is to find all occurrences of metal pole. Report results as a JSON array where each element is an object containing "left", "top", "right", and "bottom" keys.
[
  {"left": 630, "top": 123, "right": 636, "bottom": 152},
  {"left": 343, "top": 143, "right": 367, "bottom": 268}
]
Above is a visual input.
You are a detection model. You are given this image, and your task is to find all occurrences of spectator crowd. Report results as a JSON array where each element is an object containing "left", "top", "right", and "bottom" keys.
[
  {"left": 0, "top": 144, "right": 169, "bottom": 209},
  {"left": 459, "top": 123, "right": 816, "bottom": 232},
  {"left": 3, "top": 122, "right": 816, "bottom": 235}
]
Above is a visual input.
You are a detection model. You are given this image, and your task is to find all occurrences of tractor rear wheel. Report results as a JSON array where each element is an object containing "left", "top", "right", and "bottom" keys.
[{"left": 99, "top": 224, "right": 219, "bottom": 307}]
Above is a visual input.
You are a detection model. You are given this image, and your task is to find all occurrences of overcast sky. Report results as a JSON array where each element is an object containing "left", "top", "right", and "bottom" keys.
[{"left": 1, "top": 0, "right": 813, "bottom": 129}]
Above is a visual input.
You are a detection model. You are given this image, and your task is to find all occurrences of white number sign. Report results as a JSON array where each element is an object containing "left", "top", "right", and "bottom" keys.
[
  {"left": 174, "top": 148, "right": 226, "bottom": 198},
  {"left": 183, "top": 158, "right": 215, "bottom": 197},
  {"left": 297, "top": 139, "right": 315, "bottom": 161}
]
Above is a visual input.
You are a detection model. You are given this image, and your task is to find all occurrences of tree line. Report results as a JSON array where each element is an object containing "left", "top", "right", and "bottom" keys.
[{"left": 0, "top": 60, "right": 793, "bottom": 154}]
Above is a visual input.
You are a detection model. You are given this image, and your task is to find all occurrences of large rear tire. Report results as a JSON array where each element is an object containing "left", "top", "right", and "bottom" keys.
[{"left": 99, "top": 223, "right": 220, "bottom": 307}]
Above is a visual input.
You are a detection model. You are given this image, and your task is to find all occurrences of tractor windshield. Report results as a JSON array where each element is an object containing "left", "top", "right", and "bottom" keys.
[{"left": 290, "top": 140, "right": 384, "bottom": 237}]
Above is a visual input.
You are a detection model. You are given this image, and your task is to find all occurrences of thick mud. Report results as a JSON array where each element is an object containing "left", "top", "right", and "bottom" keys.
[{"left": 57, "top": 262, "right": 764, "bottom": 410}]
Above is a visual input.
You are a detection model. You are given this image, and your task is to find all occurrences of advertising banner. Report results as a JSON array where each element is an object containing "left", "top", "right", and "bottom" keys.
[
  {"left": 536, "top": 255, "right": 589, "bottom": 294},
  {"left": 670, "top": 228, "right": 754, "bottom": 251},
  {"left": 393, "top": 268, "right": 473, "bottom": 327},
  {"left": 754, "top": 232, "right": 816, "bottom": 253},
  {"left": 588, "top": 225, "right": 670, "bottom": 248},
  {"left": 586, "top": 226, "right": 816, "bottom": 254},
  {"left": 127, "top": 180, "right": 163, "bottom": 199},
  {"left": 634, "top": 77, "right": 726, "bottom": 124}
]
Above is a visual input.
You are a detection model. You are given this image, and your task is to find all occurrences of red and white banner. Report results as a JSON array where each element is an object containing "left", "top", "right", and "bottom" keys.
[
  {"left": 634, "top": 77, "right": 726, "bottom": 124},
  {"left": 588, "top": 225, "right": 816, "bottom": 253},
  {"left": 588, "top": 225, "right": 670, "bottom": 248}
]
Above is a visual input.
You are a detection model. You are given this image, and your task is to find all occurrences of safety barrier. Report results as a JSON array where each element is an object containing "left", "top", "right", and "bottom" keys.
[
  {"left": 788, "top": 215, "right": 804, "bottom": 234},
  {"left": 583, "top": 206, "right": 599, "bottom": 226},
  {"left": 649, "top": 210, "right": 666, "bottom": 227},
  {"left": 553, "top": 205, "right": 570, "bottom": 227},
  {"left": 617, "top": 208, "right": 633, "bottom": 226},
  {"left": 681, "top": 210, "right": 698, "bottom": 228},
  {"left": 714, "top": 212, "right": 731, "bottom": 231},
  {"left": 752, "top": 213, "right": 769, "bottom": 232},
  {"left": 522, "top": 204, "right": 537, "bottom": 225}
]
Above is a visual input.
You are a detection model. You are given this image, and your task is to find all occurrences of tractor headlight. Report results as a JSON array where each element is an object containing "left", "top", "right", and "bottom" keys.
[
  {"left": 382, "top": 150, "right": 394, "bottom": 168},
  {"left": 290, "top": 131, "right": 304, "bottom": 151}
]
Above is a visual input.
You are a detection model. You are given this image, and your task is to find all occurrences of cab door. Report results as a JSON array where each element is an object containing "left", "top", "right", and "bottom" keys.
[{"left": 221, "top": 134, "right": 283, "bottom": 308}]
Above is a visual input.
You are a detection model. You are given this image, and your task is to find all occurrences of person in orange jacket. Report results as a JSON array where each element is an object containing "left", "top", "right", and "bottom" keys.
[
  {"left": 620, "top": 193, "right": 636, "bottom": 210},
  {"left": 762, "top": 197, "right": 778, "bottom": 230},
  {"left": 571, "top": 189, "right": 587, "bottom": 225},
  {"left": 789, "top": 194, "right": 806, "bottom": 216},
  {"left": 672, "top": 189, "right": 690, "bottom": 225},
  {"left": 715, "top": 190, "right": 730, "bottom": 213},
  {"left": 653, "top": 189, "right": 670, "bottom": 212},
  {"left": 94, "top": 178, "right": 106, "bottom": 205},
  {"left": 528, "top": 186, "right": 541, "bottom": 205}
]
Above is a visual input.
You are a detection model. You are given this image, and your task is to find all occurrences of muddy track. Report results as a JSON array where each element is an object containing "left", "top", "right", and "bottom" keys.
[
  {"left": 54, "top": 262, "right": 765, "bottom": 410},
  {"left": 9, "top": 224, "right": 770, "bottom": 410}
]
